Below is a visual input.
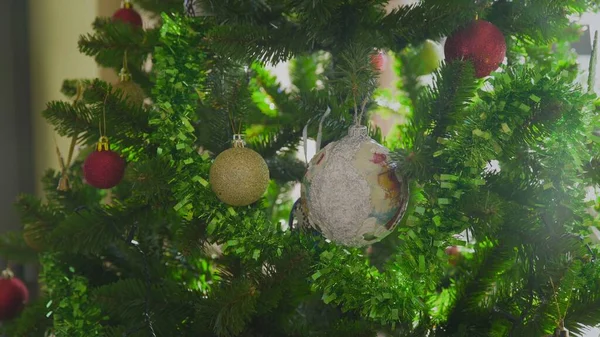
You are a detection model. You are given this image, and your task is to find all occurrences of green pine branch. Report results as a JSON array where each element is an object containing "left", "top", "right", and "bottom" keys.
[
  {"left": 204, "top": 278, "right": 259, "bottom": 337},
  {"left": 44, "top": 79, "right": 152, "bottom": 150},
  {"left": 488, "top": 0, "right": 589, "bottom": 43},
  {"left": 382, "top": 0, "right": 486, "bottom": 50},
  {"left": 79, "top": 18, "right": 158, "bottom": 75},
  {"left": 48, "top": 204, "right": 142, "bottom": 254},
  {"left": 0, "top": 231, "right": 38, "bottom": 263},
  {"left": 393, "top": 60, "right": 478, "bottom": 180}
]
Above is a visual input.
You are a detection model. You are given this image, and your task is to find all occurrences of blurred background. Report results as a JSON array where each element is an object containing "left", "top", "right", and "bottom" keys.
[{"left": 0, "top": 0, "right": 599, "bottom": 335}]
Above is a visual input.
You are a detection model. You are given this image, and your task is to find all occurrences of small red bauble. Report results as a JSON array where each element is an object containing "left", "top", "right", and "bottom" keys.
[
  {"left": 444, "top": 20, "right": 506, "bottom": 78},
  {"left": 370, "top": 51, "right": 385, "bottom": 71},
  {"left": 0, "top": 271, "right": 29, "bottom": 321},
  {"left": 112, "top": 3, "right": 143, "bottom": 28},
  {"left": 445, "top": 246, "right": 461, "bottom": 266},
  {"left": 83, "top": 149, "right": 126, "bottom": 189}
]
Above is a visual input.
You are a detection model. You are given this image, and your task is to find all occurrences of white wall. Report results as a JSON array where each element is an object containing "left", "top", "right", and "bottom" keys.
[{"left": 29, "top": 0, "right": 121, "bottom": 196}]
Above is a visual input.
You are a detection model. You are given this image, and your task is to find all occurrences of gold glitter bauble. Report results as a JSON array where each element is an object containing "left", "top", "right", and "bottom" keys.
[
  {"left": 209, "top": 147, "right": 270, "bottom": 206},
  {"left": 23, "top": 222, "right": 46, "bottom": 252},
  {"left": 113, "top": 80, "right": 145, "bottom": 108}
]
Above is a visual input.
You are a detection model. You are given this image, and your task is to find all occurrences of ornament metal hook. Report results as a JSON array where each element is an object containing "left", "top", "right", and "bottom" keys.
[
  {"left": 1, "top": 268, "right": 14, "bottom": 279},
  {"left": 97, "top": 136, "right": 110, "bottom": 151},
  {"left": 232, "top": 134, "right": 246, "bottom": 148},
  {"left": 119, "top": 50, "right": 132, "bottom": 82},
  {"left": 348, "top": 125, "right": 368, "bottom": 137},
  {"left": 118, "top": 67, "right": 132, "bottom": 82}
]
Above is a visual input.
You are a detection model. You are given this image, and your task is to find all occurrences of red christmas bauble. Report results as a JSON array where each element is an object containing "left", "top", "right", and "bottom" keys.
[
  {"left": 370, "top": 51, "right": 385, "bottom": 71},
  {"left": 112, "top": 7, "right": 143, "bottom": 28},
  {"left": 445, "top": 246, "right": 460, "bottom": 256},
  {"left": 0, "top": 275, "right": 29, "bottom": 321},
  {"left": 83, "top": 150, "right": 126, "bottom": 189},
  {"left": 444, "top": 20, "right": 506, "bottom": 78},
  {"left": 445, "top": 246, "right": 461, "bottom": 266}
]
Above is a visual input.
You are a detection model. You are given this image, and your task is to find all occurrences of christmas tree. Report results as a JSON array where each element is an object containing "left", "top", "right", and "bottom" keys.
[{"left": 2, "top": 0, "right": 600, "bottom": 336}]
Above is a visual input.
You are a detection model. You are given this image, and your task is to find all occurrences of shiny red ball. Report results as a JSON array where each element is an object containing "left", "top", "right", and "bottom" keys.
[
  {"left": 445, "top": 246, "right": 461, "bottom": 266},
  {"left": 444, "top": 20, "right": 506, "bottom": 78},
  {"left": 445, "top": 246, "right": 460, "bottom": 256},
  {"left": 112, "top": 7, "right": 143, "bottom": 28},
  {"left": 0, "top": 277, "right": 29, "bottom": 321},
  {"left": 370, "top": 51, "right": 385, "bottom": 71},
  {"left": 83, "top": 150, "right": 126, "bottom": 189}
]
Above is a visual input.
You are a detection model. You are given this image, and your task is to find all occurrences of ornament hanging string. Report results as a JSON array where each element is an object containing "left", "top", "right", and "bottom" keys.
[
  {"left": 302, "top": 124, "right": 308, "bottom": 164},
  {"left": 226, "top": 65, "right": 263, "bottom": 143},
  {"left": 123, "top": 49, "right": 128, "bottom": 73},
  {"left": 55, "top": 81, "right": 84, "bottom": 191},
  {"left": 94, "top": 86, "right": 111, "bottom": 153},
  {"left": 316, "top": 107, "right": 331, "bottom": 153},
  {"left": 224, "top": 74, "right": 238, "bottom": 136},
  {"left": 66, "top": 134, "right": 78, "bottom": 168},
  {"left": 73, "top": 80, "right": 83, "bottom": 104},
  {"left": 120, "top": 49, "right": 131, "bottom": 82},
  {"left": 224, "top": 72, "right": 248, "bottom": 143},
  {"left": 353, "top": 97, "right": 370, "bottom": 127},
  {"left": 53, "top": 136, "right": 69, "bottom": 190},
  {"left": 227, "top": 105, "right": 237, "bottom": 137},
  {"left": 67, "top": 81, "right": 83, "bottom": 165},
  {"left": 302, "top": 107, "right": 331, "bottom": 165},
  {"left": 99, "top": 90, "right": 109, "bottom": 140},
  {"left": 236, "top": 67, "right": 252, "bottom": 136}
]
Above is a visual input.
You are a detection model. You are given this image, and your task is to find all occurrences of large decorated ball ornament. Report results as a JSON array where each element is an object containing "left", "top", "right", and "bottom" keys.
[{"left": 301, "top": 126, "right": 409, "bottom": 247}]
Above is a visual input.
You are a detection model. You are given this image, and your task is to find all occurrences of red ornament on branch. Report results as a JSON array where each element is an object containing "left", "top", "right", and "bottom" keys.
[
  {"left": 112, "top": 1, "right": 143, "bottom": 28},
  {"left": 83, "top": 137, "right": 126, "bottom": 189},
  {"left": 445, "top": 245, "right": 461, "bottom": 266},
  {"left": 444, "top": 20, "right": 506, "bottom": 78},
  {"left": 370, "top": 51, "right": 385, "bottom": 72},
  {"left": 0, "top": 269, "right": 29, "bottom": 321}
]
